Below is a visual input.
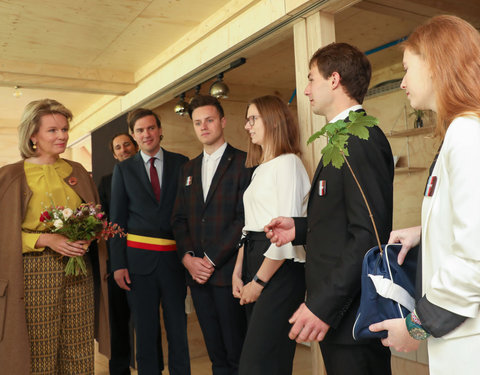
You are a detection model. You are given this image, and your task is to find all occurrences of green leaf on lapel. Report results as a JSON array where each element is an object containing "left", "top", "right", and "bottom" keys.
[{"left": 308, "top": 110, "right": 379, "bottom": 169}]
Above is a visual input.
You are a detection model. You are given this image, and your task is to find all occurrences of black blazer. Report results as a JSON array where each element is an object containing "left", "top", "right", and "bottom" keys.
[
  {"left": 110, "top": 149, "right": 188, "bottom": 275},
  {"left": 98, "top": 173, "right": 113, "bottom": 218},
  {"left": 172, "top": 144, "right": 251, "bottom": 286},
  {"left": 295, "top": 119, "right": 394, "bottom": 345}
]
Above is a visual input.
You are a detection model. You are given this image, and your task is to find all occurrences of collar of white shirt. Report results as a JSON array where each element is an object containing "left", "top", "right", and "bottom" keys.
[
  {"left": 140, "top": 148, "right": 164, "bottom": 165},
  {"left": 329, "top": 104, "right": 363, "bottom": 124},
  {"left": 203, "top": 142, "right": 227, "bottom": 162}
]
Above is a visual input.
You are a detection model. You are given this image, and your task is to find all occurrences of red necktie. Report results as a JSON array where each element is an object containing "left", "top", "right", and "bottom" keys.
[{"left": 149, "top": 157, "right": 161, "bottom": 201}]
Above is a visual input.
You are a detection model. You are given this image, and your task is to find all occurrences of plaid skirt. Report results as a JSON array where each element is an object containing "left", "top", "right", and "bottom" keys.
[{"left": 23, "top": 248, "right": 95, "bottom": 375}]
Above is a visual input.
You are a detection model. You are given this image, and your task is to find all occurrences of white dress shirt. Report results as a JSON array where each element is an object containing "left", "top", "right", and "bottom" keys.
[
  {"left": 140, "top": 148, "right": 163, "bottom": 188},
  {"left": 329, "top": 104, "right": 363, "bottom": 123},
  {"left": 202, "top": 142, "right": 227, "bottom": 201}
]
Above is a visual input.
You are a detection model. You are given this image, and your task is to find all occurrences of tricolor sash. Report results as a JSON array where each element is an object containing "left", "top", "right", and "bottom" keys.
[{"left": 127, "top": 234, "right": 177, "bottom": 251}]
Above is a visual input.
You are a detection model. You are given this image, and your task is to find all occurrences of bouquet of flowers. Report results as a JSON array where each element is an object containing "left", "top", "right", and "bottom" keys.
[{"left": 40, "top": 202, "right": 125, "bottom": 276}]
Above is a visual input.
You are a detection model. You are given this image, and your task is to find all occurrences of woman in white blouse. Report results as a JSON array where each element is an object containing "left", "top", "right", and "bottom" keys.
[{"left": 232, "top": 95, "right": 310, "bottom": 375}]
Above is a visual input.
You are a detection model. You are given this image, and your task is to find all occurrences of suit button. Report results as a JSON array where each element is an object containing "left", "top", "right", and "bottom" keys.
[
  {"left": 307, "top": 227, "right": 311, "bottom": 233},
  {"left": 201, "top": 218, "right": 206, "bottom": 223}
]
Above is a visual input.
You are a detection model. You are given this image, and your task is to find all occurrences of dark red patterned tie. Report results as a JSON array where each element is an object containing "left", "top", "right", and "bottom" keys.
[{"left": 149, "top": 157, "right": 161, "bottom": 201}]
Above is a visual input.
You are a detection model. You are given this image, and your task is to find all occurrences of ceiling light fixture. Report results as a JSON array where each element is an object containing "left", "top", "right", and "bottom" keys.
[
  {"left": 13, "top": 85, "right": 22, "bottom": 98},
  {"left": 173, "top": 57, "right": 246, "bottom": 115},
  {"left": 209, "top": 73, "right": 229, "bottom": 99},
  {"left": 174, "top": 93, "right": 189, "bottom": 116}
]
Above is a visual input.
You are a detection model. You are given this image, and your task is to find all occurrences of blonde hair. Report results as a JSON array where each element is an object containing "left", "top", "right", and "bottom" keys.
[
  {"left": 18, "top": 99, "right": 73, "bottom": 159},
  {"left": 402, "top": 15, "right": 480, "bottom": 139},
  {"left": 245, "top": 95, "right": 301, "bottom": 167}
]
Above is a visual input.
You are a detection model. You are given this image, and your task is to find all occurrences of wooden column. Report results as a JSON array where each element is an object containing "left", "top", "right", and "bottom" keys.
[
  {"left": 293, "top": 10, "right": 335, "bottom": 375},
  {"left": 293, "top": 11, "right": 335, "bottom": 178}
]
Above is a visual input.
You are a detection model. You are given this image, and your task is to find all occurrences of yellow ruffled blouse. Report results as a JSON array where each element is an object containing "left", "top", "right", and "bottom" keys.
[{"left": 22, "top": 159, "right": 82, "bottom": 253}]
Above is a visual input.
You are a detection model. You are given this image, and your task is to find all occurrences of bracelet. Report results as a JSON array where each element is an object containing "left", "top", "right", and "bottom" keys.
[
  {"left": 406, "top": 309, "right": 431, "bottom": 340},
  {"left": 253, "top": 274, "right": 268, "bottom": 287}
]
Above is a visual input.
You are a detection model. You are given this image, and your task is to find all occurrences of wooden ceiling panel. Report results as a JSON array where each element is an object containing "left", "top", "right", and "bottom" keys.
[
  {"left": 90, "top": 0, "right": 233, "bottom": 72},
  {"left": 0, "top": 0, "right": 151, "bottom": 67},
  {"left": 0, "top": 0, "right": 228, "bottom": 72}
]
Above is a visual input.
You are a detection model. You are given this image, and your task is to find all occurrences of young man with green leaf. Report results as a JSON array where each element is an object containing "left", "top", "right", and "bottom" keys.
[{"left": 265, "top": 42, "right": 394, "bottom": 375}]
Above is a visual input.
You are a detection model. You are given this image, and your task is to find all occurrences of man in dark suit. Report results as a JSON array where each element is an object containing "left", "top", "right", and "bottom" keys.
[
  {"left": 266, "top": 43, "right": 394, "bottom": 375},
  {"left": 172, "top": 95, "right": 249, "bottom": 375},
  {"left": 98, "top": 133, "right": 138, "bottom": 375},
  {"left": 110, "top": 109, "right": 190, "bottom": 375}
]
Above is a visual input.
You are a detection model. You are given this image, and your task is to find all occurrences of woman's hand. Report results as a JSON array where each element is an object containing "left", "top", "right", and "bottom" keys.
[
  {"left": 388, "top": 226, "right": 421, "bottom": 265},
  {"left": 232, "top": 273, "right": 244, "bottom": 299},
  {"left": 240, "top": 281, "right": 263, "bottom": 305},
  {"left": 36, "top": 233, "right": 90, "bottom": 257},
  {"left": 369, "top": 318, "right": 421, "bottom": 352},
  {"left": 232, "top": 245, "right": 244, "bottom": 299}
]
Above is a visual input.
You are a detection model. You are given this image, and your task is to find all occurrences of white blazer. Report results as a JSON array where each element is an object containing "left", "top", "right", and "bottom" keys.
[{"left": 421, "top": 116, "right": 480, "bottom": 340}]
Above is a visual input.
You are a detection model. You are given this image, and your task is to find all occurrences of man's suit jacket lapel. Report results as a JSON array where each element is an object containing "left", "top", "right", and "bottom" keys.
[
  {"left": 308, "top": 109, "right": 367, "bottom": 210},
  {"left": 192, "top": 155, "right": 205, "bottom": 208},
  {"left": 204, "top": 144, "right": 234, "bottom": 207},
  {"left": 133, "top": 152, "right": 158, "bottom": 204}
]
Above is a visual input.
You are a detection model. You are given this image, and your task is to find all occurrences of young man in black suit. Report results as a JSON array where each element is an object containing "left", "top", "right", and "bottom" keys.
[
  {"left": 110, "top": 109, "right": 190, "bottom": 375},
  {"left": 266, "top": 43, "right": 394, "bottom": 375},
  {"left": 172, "top": 95, "right": 250, "bottom": 375},
  {"left": 98, "top": 133, "right": 138, "bottom": 375}
]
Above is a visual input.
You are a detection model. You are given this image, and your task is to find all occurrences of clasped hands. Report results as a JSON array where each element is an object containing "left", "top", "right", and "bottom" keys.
[
  {"left": 37, "top": 233, "right": 91, "bottom": 257},
  {"left": 183, "top": 253, "right": 214, "bottom": 284},
  {"left": 232, "top": 275, "right": 263, "bottom": 305}
]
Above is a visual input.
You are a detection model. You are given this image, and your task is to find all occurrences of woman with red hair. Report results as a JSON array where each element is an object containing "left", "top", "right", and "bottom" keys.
[{"left": 370, "top": 15, "right": 480, "bottom": 375}]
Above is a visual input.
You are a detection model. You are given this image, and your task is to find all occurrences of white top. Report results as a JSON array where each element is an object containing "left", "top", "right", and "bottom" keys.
[
  {"left": 421, "top": 115, "right": 480, "bottom": 341},
  {"left": 140, "top": 148, "right": 164, "bottom": 188},
  {"left": 202, "top": 142, "right": 227, "bottom": 201},
  {"left": 243, "top": 153, "right": 310, "bottom": 262}
]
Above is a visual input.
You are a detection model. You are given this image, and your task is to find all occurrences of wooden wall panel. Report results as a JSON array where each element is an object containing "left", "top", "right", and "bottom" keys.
[{"left": 364, "top": 89, "right": 439, "bottom": 229}]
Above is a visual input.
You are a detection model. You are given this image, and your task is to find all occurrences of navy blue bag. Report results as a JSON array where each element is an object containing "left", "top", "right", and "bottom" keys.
[{"left": 353, "top": 243, "right": 417, "bottom": 340}]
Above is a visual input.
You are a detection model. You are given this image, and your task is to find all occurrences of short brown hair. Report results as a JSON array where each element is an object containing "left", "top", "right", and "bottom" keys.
[
  {"left": 310, "top": 42, "right": 371, "bottom": 104},
  {"left": 188, "top": 95, "right": 225, "bottom": 119},
  {"left": 245, "top": 95, "right": 301, "bottom": 167},
  {"left": 127, "top": 108, "right": 161, "bottom": 132},
  {"left": 18, "top": 99, "right": 73, "bottom": 159},
  {"left": 402, "top": 15, "right": 480, "bottom": 139}
]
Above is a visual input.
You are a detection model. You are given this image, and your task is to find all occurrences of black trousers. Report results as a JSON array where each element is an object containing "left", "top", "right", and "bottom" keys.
[
  {"left": 191, "top": 283, "right": 246, "bottom": 375},
  {"left": 239, "top": 232, "right": 306, "bottom": 375},
  {"left": 320, "top": 340, "right": 391, "bottom": 375},
  {"left": 108, "top": 273, "right": 134, "bottom": 375},
  {"left": 127, "top": 253, "right": 190, "bottom": 375}
]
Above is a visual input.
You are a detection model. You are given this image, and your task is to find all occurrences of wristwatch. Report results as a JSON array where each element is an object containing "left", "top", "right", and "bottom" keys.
[{"left": 253, "top": 274, "right": 268, "bottom": 287}]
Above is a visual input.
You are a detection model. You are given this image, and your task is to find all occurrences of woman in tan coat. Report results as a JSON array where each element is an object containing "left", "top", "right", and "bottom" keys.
[{"left": 0, "top": 99, "right": 109, "bottom": 374}]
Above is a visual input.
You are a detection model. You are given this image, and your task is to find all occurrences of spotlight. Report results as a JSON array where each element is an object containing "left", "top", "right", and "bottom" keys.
[
  {"left": 209, "top": 73, "right": 229, "bottom": 99},
  {"left": 174, "top": 93, "right": 188, "bottom": 116}
]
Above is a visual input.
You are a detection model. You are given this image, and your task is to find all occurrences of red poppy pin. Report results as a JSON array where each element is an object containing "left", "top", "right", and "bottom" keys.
[{"left": 68, "top": 176, "right": 78, "bottom": 186}]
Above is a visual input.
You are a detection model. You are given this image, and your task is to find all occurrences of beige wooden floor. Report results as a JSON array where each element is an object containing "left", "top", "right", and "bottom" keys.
[
  {"left": 94, "top": 309, "right": 428, "bottom": 375},
  {"left": 94, "top": 310, "right": 313, "bottom": 375}
]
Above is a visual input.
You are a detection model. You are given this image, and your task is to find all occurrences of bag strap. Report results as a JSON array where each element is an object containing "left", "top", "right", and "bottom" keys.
[{"left": 368, "top": 274, "right": 415, "bottom": 313}]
